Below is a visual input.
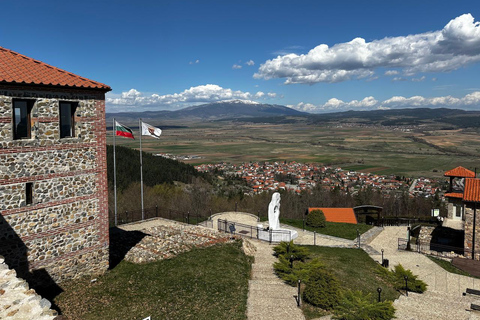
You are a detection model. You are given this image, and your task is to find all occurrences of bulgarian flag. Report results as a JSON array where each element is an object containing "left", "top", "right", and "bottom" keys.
[{"left": 115, "top": 121, "right": 135, "bottom": 139}]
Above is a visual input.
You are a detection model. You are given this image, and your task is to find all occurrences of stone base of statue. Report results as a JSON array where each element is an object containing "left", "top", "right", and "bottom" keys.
[{"left": 257, "top": 224, "right": 298, "bottom": 242}]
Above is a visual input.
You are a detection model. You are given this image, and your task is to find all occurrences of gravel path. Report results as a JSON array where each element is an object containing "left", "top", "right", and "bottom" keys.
[{"left": 368, "top": 226, "right": 480, "bottom": 320}]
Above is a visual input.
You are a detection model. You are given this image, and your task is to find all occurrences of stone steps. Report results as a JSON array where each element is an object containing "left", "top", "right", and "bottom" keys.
[
  {"left": 0, "top": 256, "right": 57, "bottom": 320},
  {"left": 247, "top": 242, "right": 305, "bottom": 320}
]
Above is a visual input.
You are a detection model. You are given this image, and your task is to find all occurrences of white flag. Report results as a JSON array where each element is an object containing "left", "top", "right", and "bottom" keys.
[{"left": 141, "top": 121, "right": 162, "bottom": 139}]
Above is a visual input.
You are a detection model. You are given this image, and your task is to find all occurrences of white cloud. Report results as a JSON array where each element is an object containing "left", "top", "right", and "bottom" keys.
[
  {"left": 412, "top": 76, "right": 426, "bottom": 82},
  {"left": 288, "top": 91, "right": 480, "bottom": 113},
  {"left": 255, "top": 14, "right": 480, "bottom": 84},
  {"left": 245, "top": 60, "right": 255, "bottom": 66},
  {"left": 385, "top": 70, "right": 399, "bottom": 76},
  {"left": 106, "top": 84, "right": 279, "bottom": 112},
  {"left": 189, "top": 59, "right": 200, "bottom": 65},
  {"left": 232, "top": 64, "right": 242, "bottom": 69}
]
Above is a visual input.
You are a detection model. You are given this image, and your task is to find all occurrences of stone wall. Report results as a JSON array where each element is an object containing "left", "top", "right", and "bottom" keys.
[
  {"left": 0, "top": 85, "right": 109, "bottom": 287},
  {"left": 418, "top": 226, "right": 435, "bottom": 243},
  {"left": 0, "top": 255, "right": 57, "bottom": 320},
  {"left": 464, "top": 203, "right": 480, "bottom": 259}
]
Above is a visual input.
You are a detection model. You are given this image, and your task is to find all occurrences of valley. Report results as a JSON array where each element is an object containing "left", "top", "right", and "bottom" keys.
[{"left": 107, "top": 119, "right": 480, "bottom": 179}]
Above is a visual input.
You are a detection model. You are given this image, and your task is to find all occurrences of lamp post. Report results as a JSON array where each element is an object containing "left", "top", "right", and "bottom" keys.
[
  {"left": 357, "top": 229, "right": 360, "bottom": 248},
  {"left": 404, "top": 275, "right": 408, "bottom": 296},
  {"left": 377, "top": 287, "right": 382, "bottom": 302},
  {"left": 297, "top": 280, "right": 301, "bottom": 307},
  {"left": 381, "top": 249, "right": 384, "bottom": 265}
]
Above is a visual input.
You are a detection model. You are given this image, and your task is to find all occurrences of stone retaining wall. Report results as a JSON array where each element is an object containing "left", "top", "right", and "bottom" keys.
[{"left": 0, "top": 255, "right": 57, "bottom": 320}]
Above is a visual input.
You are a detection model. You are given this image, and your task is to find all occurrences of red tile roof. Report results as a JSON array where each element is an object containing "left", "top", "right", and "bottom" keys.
[
  {"left": 0, "top": 47, "right": 111, "bottom": 91},
  {"left": 444, "top": 166, "right": 475, "bottom": 178},
  {"left": 464, "top": 178, "right": 480, "bottom": 203},
  {"left": 444, "top": 192, "right": 464, "bottom": 199},
  {"left": 308, "top": 208, "right": 357, "bottom": 224}
]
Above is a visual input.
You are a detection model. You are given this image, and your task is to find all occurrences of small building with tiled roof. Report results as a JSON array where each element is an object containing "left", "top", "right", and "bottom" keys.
[
  {"left": 444, "top": 166, "right": 480, "bottom": 259},
  {"left": 308, "top": 207, "right": 357, "bottom": 224},
  {"left": 0, "top": 47, "right": 111, "bottom": 289}
]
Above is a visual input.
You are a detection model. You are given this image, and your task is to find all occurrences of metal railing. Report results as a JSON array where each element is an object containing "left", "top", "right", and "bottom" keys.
[
  {"left": 109, "top": 205, "right": 213, "bottom": 228},
  {"left": 398, "top": 238, "right": 470, "bottom": 258},
  {"left": 380, "top": 217, "right": 441, "bottom": 227},
  {"left": 217, "top": 219, "right": 295, "bottom": 243}
]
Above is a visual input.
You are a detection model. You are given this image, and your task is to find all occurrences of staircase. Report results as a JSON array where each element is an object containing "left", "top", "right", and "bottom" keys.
[{"left": 247, "top": 241, "right": 305, "bottom": 320}]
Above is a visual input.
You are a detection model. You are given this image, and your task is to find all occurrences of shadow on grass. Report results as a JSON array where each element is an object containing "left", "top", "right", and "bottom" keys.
[{"left": 109, "top": 227, "right": 148, "bottom": 269}]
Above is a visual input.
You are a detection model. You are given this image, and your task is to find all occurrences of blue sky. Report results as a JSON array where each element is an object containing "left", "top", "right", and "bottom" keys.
[{"left": 1, "top": 0, "right": 480, "bottom": 113}]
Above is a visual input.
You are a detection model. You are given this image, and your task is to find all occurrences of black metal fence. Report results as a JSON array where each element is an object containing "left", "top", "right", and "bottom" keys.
[
  {"left": 217, "top": 219, "right": 295, "bottom": 243},
  {"left": 380, "top": 217, "right": 441, "bottom": 227},
  {"left": 109, "top": 205, "right": 213, "bottom": 228},
  {"left": 398, "top": 238, "right": 470, "bottom": 258}
]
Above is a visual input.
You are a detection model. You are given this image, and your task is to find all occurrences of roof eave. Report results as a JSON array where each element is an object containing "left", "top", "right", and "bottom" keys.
[{"left": 0, "top": 80, "right": 112, "bottom": 92}]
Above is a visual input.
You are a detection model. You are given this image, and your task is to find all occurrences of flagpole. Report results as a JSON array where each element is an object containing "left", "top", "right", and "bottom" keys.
[
  {"left": 140, "top": 119, "right": 145, "bottom": 220},
  {"left": 113, "top": 118, "right": 118, "bottom": 226}
]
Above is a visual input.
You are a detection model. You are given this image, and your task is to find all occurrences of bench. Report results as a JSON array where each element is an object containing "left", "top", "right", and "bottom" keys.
[
  {"left": 464, "top": 288, "right": 480, "bottom": 296},
  {"left": 471, "top": 304, "right": 480, "bottom": 311}
]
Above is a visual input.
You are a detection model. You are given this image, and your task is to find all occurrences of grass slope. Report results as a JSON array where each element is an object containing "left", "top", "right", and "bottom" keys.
[
  {"left": 305, "top": 246, "right": 399, "bottom": 301},
  {"left": 55, "top": 242, "right": 252, "bottom": 320},
  {"left": 427, "top": 256, "right": 475, "bottom": 278}
]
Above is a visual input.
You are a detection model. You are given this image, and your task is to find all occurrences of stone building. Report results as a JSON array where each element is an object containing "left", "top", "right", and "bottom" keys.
[
  {"left": 0, "top": 46, "right": 111, "bottom": 286},
  {"left": 444, "top": 166, "right": 480, "bottom": 259}
]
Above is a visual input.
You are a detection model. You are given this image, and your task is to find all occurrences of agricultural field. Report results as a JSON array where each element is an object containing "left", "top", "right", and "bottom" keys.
[{"left": 107, "top": 120, "right": 480, "bottom": 179}]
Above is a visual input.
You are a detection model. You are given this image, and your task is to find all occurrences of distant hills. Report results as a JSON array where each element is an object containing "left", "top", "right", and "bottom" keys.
[
  {"left": 106, "top": 100, "right": 480, "bottom": 129},
  {"left": 106, "top": 100, "right": 306, "bottom": 125}
]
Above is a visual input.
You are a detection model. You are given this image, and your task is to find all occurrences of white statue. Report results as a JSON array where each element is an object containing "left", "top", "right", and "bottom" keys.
[
  {"left": 258, "top": 192, "right": 297, "bottom": 242},
  {"left": 268, "top": 192, "right": 281, "bottom": 230}
]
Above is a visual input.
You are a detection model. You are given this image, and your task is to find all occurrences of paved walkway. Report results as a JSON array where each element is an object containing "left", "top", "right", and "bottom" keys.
[
  {"left": 247, "top": 240, "right": 305, "bottom": 320},
  {"left": 368, "top": 226, "right": 480, "bottom": 320}
]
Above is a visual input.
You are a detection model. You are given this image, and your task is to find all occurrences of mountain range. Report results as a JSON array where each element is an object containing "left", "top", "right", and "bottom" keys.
[
  {"left": 106, "top": 100, "right": 306, "bottom": 124},
  {"left": 106, "top": 100, "right": 480, "bottom": 129}
]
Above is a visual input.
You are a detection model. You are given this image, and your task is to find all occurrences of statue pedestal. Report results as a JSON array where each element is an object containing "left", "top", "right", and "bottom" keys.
[{"left": 257, "top": 228, "right": 298, "bottom": 242}]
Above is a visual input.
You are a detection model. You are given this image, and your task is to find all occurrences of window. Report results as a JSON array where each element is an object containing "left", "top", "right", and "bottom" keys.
[
  {"left": 59, "top": 102, "right": 77, "bottom": 138},
  {"left": 13, "top": 100, "right": 33, "bottom": 139},
  {"left": 25, "top": 182, "right": 33, "bottom": 205}
]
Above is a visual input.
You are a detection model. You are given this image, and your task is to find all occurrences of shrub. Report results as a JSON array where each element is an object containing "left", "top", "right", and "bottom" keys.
[
  {"left": 273, "top": 241, "right": 310, "bottom": 261},
  {"left": 302, "top": 263, "right": 340, "bottom": 310},
  {"left": 333, "top": 290, "right": 395, "bottom": 320},
  {"left": 391, "top": 264, "right": 427, "bottom": 293},
  {"left": 273, "top": 255, "right": 324, "bottom": 286},
  {"left": 306, "top": 209, "right": 327, "bottom": 228}
]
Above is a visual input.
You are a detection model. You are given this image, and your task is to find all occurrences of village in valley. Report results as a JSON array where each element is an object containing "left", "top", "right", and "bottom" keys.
[{"left": 196, "top": 161, "right": 440, "bottom": 197}]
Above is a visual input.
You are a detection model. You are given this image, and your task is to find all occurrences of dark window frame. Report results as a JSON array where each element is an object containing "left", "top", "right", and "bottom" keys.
[
  {"left": 59, "top": 101, "right": 77, "bottom": 138},
  {"left": 25, "top": 182, "right": 33, "bottom": 205},
  {"left": 12, "top": 99, "right": 34, "bottom": 140}
]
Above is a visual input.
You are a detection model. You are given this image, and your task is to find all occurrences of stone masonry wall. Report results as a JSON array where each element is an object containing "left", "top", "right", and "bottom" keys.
[
  {"left": 0, "top": 85, "right": 109, "bottom": 287},
  {"left": 464, "top": 203, "right": 480, "bottom": 259},
  {"left": 0, "top": 174, "right": 97, "bottom": 209}
]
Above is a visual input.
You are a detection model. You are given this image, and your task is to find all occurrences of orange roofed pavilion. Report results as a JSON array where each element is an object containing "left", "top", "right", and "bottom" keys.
[{"left": 308, "top": 208, "right": 357, "bottom": 224}]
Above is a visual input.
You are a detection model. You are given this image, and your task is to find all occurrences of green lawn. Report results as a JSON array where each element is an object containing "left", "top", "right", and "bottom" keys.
[
  {"left": 296, "top": 246, "right": 400, "bottom": 319},
  {"left": 427, "top": 256, "right": 476, "bottom": 278},
  {"left": 280, "top": 218, "right": 373, "bottom": 240},
  {"left": 55, "top": 242, "right": 252, "bottom": 320},
  {"left": 306, "top": 246, "right": 399, "bottom": 301}
]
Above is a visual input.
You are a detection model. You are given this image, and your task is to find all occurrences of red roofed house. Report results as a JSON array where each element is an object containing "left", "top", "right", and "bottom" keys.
[
  {"left": 308, "top": 207, "right": 357, "bottom": 224},
  {"left": 0, "top": 46, "right": 111, "bottom": 287},
  {"left": 444, "top": 166, "right": 480, "bottom": 259}
]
